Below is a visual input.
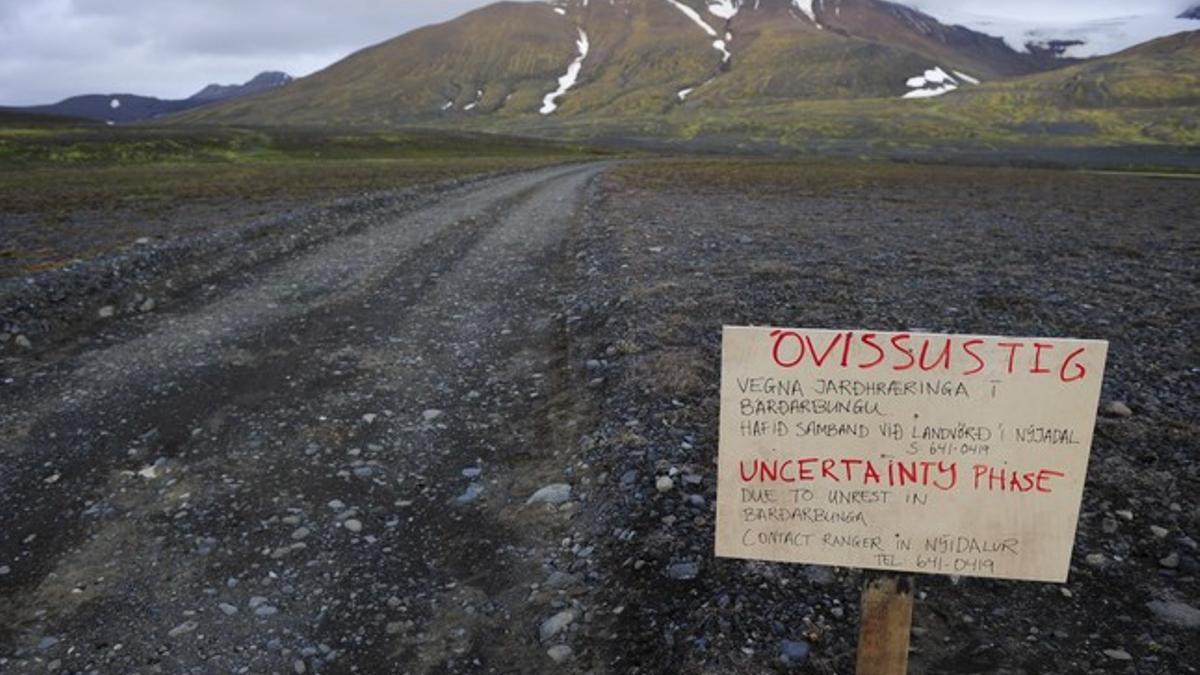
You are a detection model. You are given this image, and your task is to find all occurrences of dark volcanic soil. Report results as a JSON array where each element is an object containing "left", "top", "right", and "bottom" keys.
[{"left": 1, "top": 159, "right": 1198, "bottom": 674}]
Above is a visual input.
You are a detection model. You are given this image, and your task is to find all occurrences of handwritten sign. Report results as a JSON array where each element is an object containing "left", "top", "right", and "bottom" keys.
[{"left": 715, "top": 327, "right": 1108, "bottom": 583}]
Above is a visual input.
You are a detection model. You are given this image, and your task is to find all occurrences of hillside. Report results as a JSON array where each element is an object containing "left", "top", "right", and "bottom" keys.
[
  {"left": 172, "top": 0, "right": 1199, "bottom": 149},
  {"left": 178, "top": 0, "right": 1063, "bottom": 124}
]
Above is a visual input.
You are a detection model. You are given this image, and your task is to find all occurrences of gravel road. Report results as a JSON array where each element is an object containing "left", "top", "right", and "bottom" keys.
[{"left": 0, "top": 163, "right": 610, "bottom": 673}]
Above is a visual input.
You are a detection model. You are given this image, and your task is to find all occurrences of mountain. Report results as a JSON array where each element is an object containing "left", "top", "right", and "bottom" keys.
[
  {"left": 14, "top": 71, "right": 292, "bottom": 124},
  {"left": 1181, "top": 5, "right": 1200, "bottom": 20},
  {"left": 178, "top": 0, "right": 1071, "bottom": 127},
  {"left": 172, "top": 1, "right": 1199, "bottom": 149},
  {"left": 189, "top": 71, "right": 294, "bottom": 103}
]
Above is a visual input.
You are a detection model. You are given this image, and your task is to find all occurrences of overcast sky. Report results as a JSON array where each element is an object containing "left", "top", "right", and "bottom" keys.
[{"left": 1, "top": 0, "right": 1195, "bottom": 106}]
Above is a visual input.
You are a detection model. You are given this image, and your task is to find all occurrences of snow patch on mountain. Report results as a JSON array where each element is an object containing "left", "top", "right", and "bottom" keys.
[
  {"left": 666, "top": 0, "right": 733, "bottom": 62},
  {"left": 902, "top": 66, "right": 979, "bottom": 99},
  {"left": 541, "top": 28, "right": 590, "bottom": 115},
  {"left": 792, "top": 0, "right": 818, "bottom": 25},
  {"left": 708, "top": 0, "right": 740, "bottom": 20}
]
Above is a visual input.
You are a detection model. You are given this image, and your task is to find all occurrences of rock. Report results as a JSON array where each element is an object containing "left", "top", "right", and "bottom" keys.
[
  {"left": 1160, "top": 552, "right": 1180, "bottom": 569},
  {"left": 1150, "top": 526, "right": 1169, "bottom": 539},
  {"left": 455, "top": 483, "right": 484, "bottom": 504},
  {"left": 539, "top": 609, "right": 577, "bottom": 642},
  {"left": 546, "top": 644, "right": 574, "bottom": 663},
  {"left": 139, "top": 298, "right": 156, "bottom": 313},
  {"left": 362, "top": 413, "right": 377, "bottom": 424},
  {"left": 254, "top": 605, "right": 279, "bottom": 618},
  {"left": 343, "top": 519, "right": 363, "bottom": 533},
  {"left": 804, "top": 565, "right": 836, "bottom": 586},
  {"left": 1146, "top": 601, "right": 1200, "bottom": 629},
  {"left": 526, "top": 483, "right": 572, "bottom": 506},
  {"left": 1104, "top": 401, "right": 1133, "bottom": 418},
  {"left": 545, "top": 571, "right": 578, "bottom": 589},
  {"left": 462, "top": 466, "right": 482, "bottom": 479},
  {"left": 218, "top": 603, "right": 238, "bottom": 616},
  {"left": 0, "top": 565, "right": 10, "bottom": 575},
  {"left": 1085, "top": 553, "right": 1107, "bottom": 568},
  {"left": 422, "top": 409, "right": 444, "bottom": 422},
  {"left": 14, "top": 335, "right": 32, "bottom": 350},
  {"left": 98, "top": 305, "right": 116, "bottom": 318},
  {"left": 1101, "top": 517, "right": 1119, "bottom": 534},
  {"left": 248, "top": 596, "right": 268, "bottom": 609},
  {"left": 655, "top": 476, "right": 675, "bottom": 493},
  {"left": 327, "top": 499, "right": 346, "bottom": 510},
  {"left": 37, "top": 637, "right": 58, "bottom": 650},
  {"left": 666, "top": 561, "right": 700, "bottom": 580},
  {"left": 294, "top": 660, "right": 307, "bottom": 674},
  {"left": 780, "top": 639, "right": 811, "bottom": 664},
  {"left": 1115, "top": 509, "right": 1134, "bottom": 521},
  {"left": 1102, "top": 648, "right": 1133, "bottom": 661},
  {"left": 168, "top": 620, "right": 199, "bottom": 638},
  {"left": 291, "top": 527, "right": 311, "bottom": 540}
]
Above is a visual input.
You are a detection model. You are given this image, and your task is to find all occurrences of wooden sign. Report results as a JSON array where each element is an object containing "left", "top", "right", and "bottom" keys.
[{"left": 715, "top": 326, "right": 1108, "bottom": 583}]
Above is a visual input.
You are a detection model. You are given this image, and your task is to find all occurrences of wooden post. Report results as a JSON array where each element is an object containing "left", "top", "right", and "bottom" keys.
[{"left": 855, "top": 573, "right": 915, "bottom": 675}]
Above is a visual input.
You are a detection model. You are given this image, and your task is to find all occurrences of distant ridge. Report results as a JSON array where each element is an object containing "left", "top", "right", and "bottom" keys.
[
  {"left": 12, "top": 71, "right": 293, "bottom": 124},
  {"left": 190, "top": 71, "right": 294, "bottom": 102}
]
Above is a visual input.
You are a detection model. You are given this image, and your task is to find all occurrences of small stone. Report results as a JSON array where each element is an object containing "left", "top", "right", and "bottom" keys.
[
  {"left": 168, "top": 620, "right": 199, "bottom": 638},
  {"left": 1146, "top": 601, "right": 1200, "bottom": 629},
  {"left": 805, "top": 565, "right": 836, "bottom": 586},
  {"left": 0, "top": 565, "right": 10, "bottom": 575},
  {"left": 1085, "top": 553, "right": 1107, "bottom": 568},
  {"left": 343, "top": 519, "right": 363, "bottom": 533},
  {"left": 422, "top": 409, "right": 444, "bottom": 422},
  {"left": 14, "top": 335, "right": 32, "bottom": 350},
  {"left": 546, "top": 644, "right": 574, "bottom": 663},
  {"left": 327, "top": 499, "right": 346, "bottom": 510},
  {"left": 526, "top": 483, "right": 572, "bottom": 506},
  {"left": 780, "top": 639, "right": 811, "bottom": 664},
  {"left": 1150, "top": 525, "right": 1169, "bottom": 538},
  {"left": 1102, "top": 648, "right": 1133, "bottom": 661},
  {"left": 362, "top": 413, "right": 377, "bottom": 424},
  {"left": 248, "top": 596, "right": 268, "bottom": 609},
  {"left": 291, "top": 527, "right": 311, "bottom": 540},
  {"left": 1115, "top": 509, "right": 1134, "bottom": 521},
  {"left": 294, "top": 660, "right": 307, "bottom": 674},
  {"left": 134, "top": 237, "right": 152, "bottom": 245},
  {"left": 98, "top": 305, "right": 116, "bottom": 318},
  {"left": 455, "top": 484, "right": 484, "bottom": 504},
  {"left": 1104, "top": 401, "right": 1133, "bottom": 418},
  {"left": 1101, "top": 518, "right": 1119, "bottom": 534},
  {"left": 1160, "top": 552, "right": 1180, "bottom": 569},
  {"left": 666, "top": 561, "right": 700, "bottom": 580},
  {"left": 539, "top": 609, "right": 577, "bottom": 642},
  {"left": 37, "top": 637, "right": 58, "bottom": 650},
  {"left": 254, "top": 605, "right": 279, "bottom": 618},
  {"left": 139, "top": 298, "right": 156, "bottom": 313},
  {"left": 218, "top": 603, "right": 238, "bottom": 616},
  {"left": 655, "top": 476, "right": 675, "bottom": 493}
]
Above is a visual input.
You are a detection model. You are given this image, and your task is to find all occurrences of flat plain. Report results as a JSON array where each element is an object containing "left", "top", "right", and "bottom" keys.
[{"left": 1, "top": 128, "right": 1198, "bottom": 673}]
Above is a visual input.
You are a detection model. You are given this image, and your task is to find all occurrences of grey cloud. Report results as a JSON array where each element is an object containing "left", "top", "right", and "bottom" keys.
[{"left": 1, "top": 0, "right": 1195, "bottom": 106}]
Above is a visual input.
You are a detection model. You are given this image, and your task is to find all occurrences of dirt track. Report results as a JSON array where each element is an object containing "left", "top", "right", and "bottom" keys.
[{"left": 0, "top": 163, "right": 609, "bottom": 673}]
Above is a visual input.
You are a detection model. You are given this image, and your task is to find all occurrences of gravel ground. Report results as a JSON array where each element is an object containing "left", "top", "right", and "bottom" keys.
[
  {"left": 1, "top": 158, "right": 1197, "bottom": 674},
  {"left": 563, "top": 160, "right": 1199, "bottom": 674}
]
